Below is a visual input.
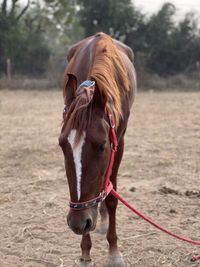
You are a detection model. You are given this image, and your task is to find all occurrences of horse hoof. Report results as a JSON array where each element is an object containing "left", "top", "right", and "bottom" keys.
[
  {"left": 96, "top": 222, "right": 108, "bottom": 235},
  {"left": 104, "top": 254, "right": 126, "bottom": 267},
  {"left": 74, "top": 258, "right": 95, "bottom": 267}
]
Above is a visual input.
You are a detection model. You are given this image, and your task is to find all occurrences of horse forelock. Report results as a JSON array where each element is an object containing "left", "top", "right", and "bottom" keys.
[{"left": 63, "top": 90, "right": 93, "bottom": 145}]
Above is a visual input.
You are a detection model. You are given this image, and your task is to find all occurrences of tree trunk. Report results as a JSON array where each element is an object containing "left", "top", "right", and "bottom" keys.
[{"left": 6, "top": 58, "right": 11, "bottom": 81}]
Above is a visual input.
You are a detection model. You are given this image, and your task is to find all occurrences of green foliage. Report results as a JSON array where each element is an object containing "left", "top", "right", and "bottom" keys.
[
  {"left": 77, "top": 0, "right": 200, "bottom": 76},
  {"left": 13, "top": 29, "right": 50, "bottom": 75},
  {"left": 42, "top": 0, "right": 84, "bottom": 58},
  {"left": 168, "top": 13, "right": 200, "bottom": 73},
  {"left": 78, "top": 0, "right": 142, "bottom": 40},
  {"left": 144, "top": 3, "right": 177, "bottom": 74},
  {"left": 0, "top": 0, "right": 50, "bottom": 75},
  {"left": 0, "top": 0, "right": 84, "bottom": 75},
  {"left": 0, "top": 0, "right": 200, "bottom": 77},
  {"left": 144, "top": 5, "right": 200, "bottom": 75}
]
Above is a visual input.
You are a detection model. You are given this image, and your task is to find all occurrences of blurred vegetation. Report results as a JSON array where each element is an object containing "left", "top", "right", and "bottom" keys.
[{"left": 0, "top": 0, "right": 200, "bottom": 80}]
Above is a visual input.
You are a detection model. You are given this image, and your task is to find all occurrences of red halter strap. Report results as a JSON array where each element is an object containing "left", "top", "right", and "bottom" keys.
[{"left": 69, "top": 107, "right": 117, "bottom": 210}]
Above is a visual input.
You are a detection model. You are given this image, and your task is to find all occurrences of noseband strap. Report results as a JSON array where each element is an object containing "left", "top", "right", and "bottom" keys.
[
  {"left": 69, "top": 182, "right": 113, "bottom": 210},
  {"left": 69, "top": 107, "right": 117, "bottom": 210}
]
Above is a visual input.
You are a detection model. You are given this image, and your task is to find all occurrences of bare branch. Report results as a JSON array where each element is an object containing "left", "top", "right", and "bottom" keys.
[
  {"left": 16, "top": 0, "right": 30, "bottom": 21},
  {"left": 1, "top": 0, "right": 7, "bottom": 15},
  {"left": 10, "top": 0, "right": 19, "bottom": 15}
]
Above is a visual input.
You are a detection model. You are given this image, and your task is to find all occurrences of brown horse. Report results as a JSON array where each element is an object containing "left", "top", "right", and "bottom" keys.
[{"left": 59, "top": 32, "right": 136, "bottom": 267}]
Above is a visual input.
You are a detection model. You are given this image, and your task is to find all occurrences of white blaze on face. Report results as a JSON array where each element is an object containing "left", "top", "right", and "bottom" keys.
[{"left": 67, "top": 129, "right": 86, "bottom": 201}]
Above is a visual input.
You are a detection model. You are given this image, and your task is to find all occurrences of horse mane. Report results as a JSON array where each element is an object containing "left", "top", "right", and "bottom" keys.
[
  {"left": 63, "top": 33, "right": 130, "bottom": 143},
  {"left": 89, "top": 33, "right": 130, "bottom": 125}
]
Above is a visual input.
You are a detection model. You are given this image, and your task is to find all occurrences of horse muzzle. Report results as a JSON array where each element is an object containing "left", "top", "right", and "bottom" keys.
[{"left": 67, "top": 208, "right": 97, "bottom": 235}]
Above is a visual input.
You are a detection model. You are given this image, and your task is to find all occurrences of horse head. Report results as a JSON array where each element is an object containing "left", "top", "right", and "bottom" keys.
[{"left": 59, "top": 74, "right": 112, "bottom": 235}]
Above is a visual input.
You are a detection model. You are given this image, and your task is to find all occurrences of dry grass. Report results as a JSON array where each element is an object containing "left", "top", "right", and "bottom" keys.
[
  {"left": 137, "top": 71, "right": 200, "bottom": 90},
  {"left": 0, "top": 75, "right": 61, "bottom": 90},
  {"left": 1, "top": 70, "right": 200, "bottom": 91}
]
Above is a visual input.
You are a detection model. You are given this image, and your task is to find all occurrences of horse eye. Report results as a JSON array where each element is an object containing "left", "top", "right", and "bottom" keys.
[{"left": 98, "top": 143, "right": 105, "bottom": 152}]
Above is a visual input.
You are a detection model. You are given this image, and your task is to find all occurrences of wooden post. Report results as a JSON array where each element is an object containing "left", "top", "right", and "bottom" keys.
[{"left": 6, "top": 58, "right": 11, "bottom": 81}]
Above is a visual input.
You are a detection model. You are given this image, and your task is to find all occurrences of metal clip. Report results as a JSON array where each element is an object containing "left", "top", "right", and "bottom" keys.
[
  {"left": 111, "top": 143, "right": 118, "bottom": 152},
  {"left": 100, "top": 190, "right": 108, "bottom": 201},
  {"left": 109, "top": 114, "right": 115, "bottom": 128}
]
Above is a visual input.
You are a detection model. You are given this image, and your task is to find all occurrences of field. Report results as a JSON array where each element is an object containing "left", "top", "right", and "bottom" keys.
[{"left": 0, "top": 89, "right": 199, "bottom": 267}]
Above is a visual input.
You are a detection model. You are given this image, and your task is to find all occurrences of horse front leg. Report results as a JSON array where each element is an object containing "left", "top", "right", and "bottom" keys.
[
  {"left": 105, "top": 194, "right": 125, "bottom": 267},
  {"left": 104, "top": 138, "right": 125, "bottom": 267},
  {"left": 98, "top": 201, "right": 108, "bottom": 234},
  {"left": 75, "top": 233, "right": 94, "bottom": 267}
]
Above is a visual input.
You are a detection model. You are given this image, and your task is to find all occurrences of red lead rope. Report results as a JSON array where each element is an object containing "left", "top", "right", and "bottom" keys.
[
  {"left": 111, "top": 188, "right": 200, "bottom": 261},
  {"left": 106, "top": 109, "right": 200, "bottom": 262}
]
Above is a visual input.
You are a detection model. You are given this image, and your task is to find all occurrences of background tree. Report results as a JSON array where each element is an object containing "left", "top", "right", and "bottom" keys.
[
  {"left": 136, "top": 3, "right": 200, "bottom": 75},
  {"left": 168, "top": 12, "right": 200, "bottom": 73},
  {"left": 0, "top": 0, "right": 51, "bottom": 75},
  {"left": 0, "top": 0, "right": 80, "bottom": 75},
  {"left": 143, "top": 3, "right": 176, "bottom": 75},
  {"left": 77, "top": 0, "right": 142, "bottom": 42},
  {"left": 0, "top": 0, "right": 200, "bottom": 78},
  {"left": 42, "top": 0, "right": 84, "bottom": 57}
]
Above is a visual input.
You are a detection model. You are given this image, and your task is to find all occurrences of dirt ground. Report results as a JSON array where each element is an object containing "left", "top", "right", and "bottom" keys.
[{"left": 0, "top": 89, "right": 199, "bottom": 267}]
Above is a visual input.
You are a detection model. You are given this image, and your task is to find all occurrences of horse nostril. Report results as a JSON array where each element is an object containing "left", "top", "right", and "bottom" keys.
[{"left": 84, "top": 218, "right": 92, "bottom": 232}]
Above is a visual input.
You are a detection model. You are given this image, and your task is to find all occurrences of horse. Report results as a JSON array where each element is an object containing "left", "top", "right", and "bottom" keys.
[{"left": 59, "top": 32, "right": 137, "bottom": 267}]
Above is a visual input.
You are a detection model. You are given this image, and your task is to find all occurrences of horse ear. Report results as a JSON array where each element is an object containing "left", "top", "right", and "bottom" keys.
[
  {"left": 63, "top": 73, "right": 77, "bottom": 106},
  {"left": 93, "top": 83, "right": 107, "bottom": 110}
]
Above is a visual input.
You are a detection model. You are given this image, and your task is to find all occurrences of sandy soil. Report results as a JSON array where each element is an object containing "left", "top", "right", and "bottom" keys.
[{"left": 0, "top": 89, "right": 199, "bottom": 267}]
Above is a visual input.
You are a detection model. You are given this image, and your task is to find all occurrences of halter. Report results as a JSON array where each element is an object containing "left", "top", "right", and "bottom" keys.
[{"left": 69, "top": 107, "right": 117, "bottom": 210}]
